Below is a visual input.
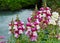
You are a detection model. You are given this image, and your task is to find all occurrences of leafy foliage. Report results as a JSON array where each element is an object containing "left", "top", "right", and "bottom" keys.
[
  {"left": 47, "top": 0, "right": 60, "bottom": 11},
  {"left": 0, "top": 0, "right": 60, "bottom": 11},
  {"left": 0, "top": 0, "right": 36, "bottom": 11}
]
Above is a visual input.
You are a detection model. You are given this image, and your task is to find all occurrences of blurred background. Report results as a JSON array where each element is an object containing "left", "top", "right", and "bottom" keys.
[{"left": 0, "top": 0, "right": 60, "bottom": 11}]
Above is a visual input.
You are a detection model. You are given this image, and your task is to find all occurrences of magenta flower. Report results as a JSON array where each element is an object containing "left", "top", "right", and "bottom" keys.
[
  {"left": 26, "top": 22, "right": 31, "bottom": 27},
  {"left": 34, "top": 19, "right": 40, "bottom": 26},
  {"left": 25, "top": 7, "right": 52, "bottom": 41},
  {"left": 37, "top": 11, "right": 40, "bottom": 15},
  {"left": 14, "top": 21, "right": 18, "bottom": 25},
  {"left": 40, "top": 7, "right": 45, "bottom": 11},
  {"left": 37, "top": 11, "right": 42, "bottom": 15},
  {"left": 14, "top": 21, "right": 25, "bottom": 38},
  {"left": 31, "top": 28, "right": 37, "bottom": 32},
  {"left": 46, "top": 13, "right": 51, "bottom": 17},
  {"left": 9, "top": 23, "right": 12, "bottom": 26},
  {"left": 0, "top": 36, "right": 5, "bottom": 39},
  {"left": 26, "top": 31, "right": 38, "bottom": 41},
  {"left": 9, "top": 19, "right": 25, "bottom": 38},
  {"left": 26, "top": 22, "right": 39, "bottom": 41},
  {"left": 25, "top": 29, "right": 31, "bottom": 37},
  {"left": 30, "top": 36, "right": 37, "bottom": 41},
  {"left": 42, "top": 10, "right": 47, "bottom": 13},
  {"left": 34, "top": 15, "right": 39, "bottom": 19},
  {"left": 46, "top": 10, "right": 51, "bottom": 14},
  {"left": 46, "top": 7, "right": 51, "bottom": 10},
  {"left": 27, "top": 17, "right": 32, "bottom": 22},
  {"left": 0, "top": 41, "right": 6, "bottom": 43},
  {"left": 38, "top": 17, "right": 43, "bottom": 22},
  {"left": 43, "top": 20, "right": 49, "bottom": 24},
  {"left": 30, "top": 31, "right": 37, "bottom": 41}
]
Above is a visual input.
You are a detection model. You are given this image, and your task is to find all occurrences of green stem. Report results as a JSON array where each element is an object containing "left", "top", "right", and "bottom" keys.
[
  {"left": 42, "top": 0, "right": 47, "bottom": 8},
  {"left": 16, "top": 38, "right": 20, "bottom": 43}
]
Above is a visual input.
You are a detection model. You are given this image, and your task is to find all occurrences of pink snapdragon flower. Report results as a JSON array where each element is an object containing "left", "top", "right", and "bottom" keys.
[
  {"left": 36, "top": 7, "right": 52, "bottom": 25},
  {"left": 25, "top": 28, "right": 31, "bottom": 37},
  {"left": 26, "top": 21, "right": 40, "bottom": 41},
  {"left": 30, "top": 31, "right": 37, "bottom": 41},
  {"left": 37, "top": 11, "right": 42, "bottom": 15},
  {"left": 43, "top": 20, "right": 49, "bottom": 24},
  {"left": 34, "top": 15, "right": 39, "bottom": 19},
  {"left": 26, "top": 28, "right": 38, "bottom": 41},
  {"left": 26, "top": 7, "right": 52, "bottom": 41},
  {"left": 9, "top": 20, "right": 25, "bottom": 38},
  {"left": 8, "top": 22, "right": 15, "bottom": 34},
  {"left": 40, "top": 7, "right": 45, "bottom": 11},
  {"left": 14, "top": 21, "right": 25, "bottom": 38},
  {"left": 27, "top": 17, "right": 32, "bottom": 22},
  {"left": 46, "top": 7, "right": 51, "bottom": 10},
  {"left": 30, "top": 34, "right": 37, "bottom": 41},
  {"left": 40, "top": 7, "right": 51, "bottom": 11},
  {"left": 31, "top": 28, "right": 37, "bottom": 32},
  {"left": 26, "top": 22, "right": 32, "bottom": 27},
  {"left": 34, "top": 19, "right": 40, "bottom": 25}
]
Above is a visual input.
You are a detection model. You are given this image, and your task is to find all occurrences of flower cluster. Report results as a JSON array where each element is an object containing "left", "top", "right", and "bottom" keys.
[
  {"left": 25, "top": 7, "right": 52, "bottom": 41},
  {"left": 25, "top": 7, "right": 51, "bottom": 41},
  {"left": 14, "top": 20, "right": 25, "bottom": 38},
  {"left": 49, "top": 12, "right": 59, "bottom": 25},
  {"left": 25, "top": 21, "right": 40, "bottom": 41},
  {"left": 8, "top": 7, "right": 60, "bottom": 42},
  {"left": 37, "top": 7, "right": 59, "bottom": 26},
  {"left": 37, "top": 7, "right": 52, "bottom": 29},
  {"left": 8, "top": 18, "right": 25, "bottom": 38},
  {"left": 26, "top": 11, "right": 41, "bottom": 41},
  {"left": 26, "top": 7, "right": 60, "bottom": 41}
]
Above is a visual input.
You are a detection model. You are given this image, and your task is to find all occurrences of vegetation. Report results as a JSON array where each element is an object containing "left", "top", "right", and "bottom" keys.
[
  {"left": 0, "top": 0, "right": 60, "bottom": 11},
  {"left": 47, "top": 0, "right": 60, "bottom": 11},
  {"left": 0, "top": 0, "right": 36, "bottom": 11}
]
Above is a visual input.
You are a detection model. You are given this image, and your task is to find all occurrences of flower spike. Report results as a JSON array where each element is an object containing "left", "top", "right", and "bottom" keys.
[{"left": 16, "top": 14, "right": 19, "bottom": 21}]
